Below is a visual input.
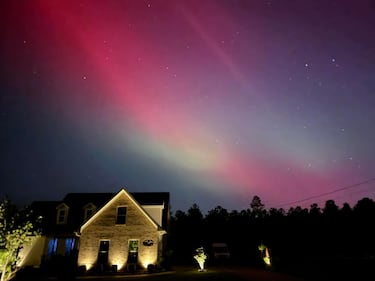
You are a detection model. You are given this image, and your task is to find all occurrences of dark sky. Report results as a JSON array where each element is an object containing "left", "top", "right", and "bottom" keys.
[{"left": 1, "top": 0, "right": 375, "bottom": 214}]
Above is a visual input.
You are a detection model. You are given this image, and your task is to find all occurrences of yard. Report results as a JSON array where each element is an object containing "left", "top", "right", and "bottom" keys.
[
  {"left": 12, "top": 258, "right": 375, "bottom": 281},
  {"left": 73, "top": 265, "right": 305, "bottom": 281}
]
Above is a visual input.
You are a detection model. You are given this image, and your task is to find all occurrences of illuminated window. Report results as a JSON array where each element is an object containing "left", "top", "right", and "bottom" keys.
[
  {"left": 128, "top": 239, "right": 139, "bottom": 264},
  {"left": 47, "top": 238, "right": 58, "bottom": 257},
  {"left": 56, "top": 203, "right": 69, "bottom": 224},
  {"left": 65, "top": 238, "right": 76, "bottom": 256},
  {"left": 83, "top": 203, "right": 96, "bottom": 221},
  {"left": 116, "top": 206, "right": 127, "bottom": 224}
]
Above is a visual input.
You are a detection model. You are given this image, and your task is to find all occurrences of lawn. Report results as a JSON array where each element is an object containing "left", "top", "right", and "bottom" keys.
[
  {"left": 73, "top": 265, "right": 305, "bottom": 281},
  {"left": 14, "top": 260, "right": 375, "bottom": 281}
]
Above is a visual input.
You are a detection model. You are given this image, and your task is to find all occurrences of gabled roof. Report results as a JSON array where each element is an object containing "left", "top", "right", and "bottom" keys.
[
  {"left": 80, "top": 188, "right": 160, "bottom": 232},
  {"left": 29, "top": 189, "right": 170, "bottom": 236}
]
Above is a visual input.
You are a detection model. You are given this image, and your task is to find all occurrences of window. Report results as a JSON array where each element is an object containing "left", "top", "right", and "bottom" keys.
[
  {"left": 116, "top": 206, "right": 127, "bottom": 224},
  {"left": 56, "top": 203, "right": 69, "bottom": 224},
  {"left": 83, "top": 203, "right": 96, "bottom": 221},
  {"left": 128, "top": 239, "right": 139, "bottom": 264},
  {"left": 65, "top": 238, "right": 75, "bottom": 256},
  {"left": 128, "top": 239, "right": 139, "bottom": 253},
  {"left": 57, "top": 209, "right": 66, "bottom": 223},
  {"left": 86, "top": 209, "right": 93, "bottom": 219},
  {"left": 47, "top": 238, "right": 58, "bottom": 257}
]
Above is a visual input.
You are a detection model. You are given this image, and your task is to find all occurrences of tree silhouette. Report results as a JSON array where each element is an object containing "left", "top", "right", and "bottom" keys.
[
  {"left": 249, "top": 196, "right": 266, "bottom": 219},
  {"left": 169, "top": 195, "right": 375, "bottom": 278}
]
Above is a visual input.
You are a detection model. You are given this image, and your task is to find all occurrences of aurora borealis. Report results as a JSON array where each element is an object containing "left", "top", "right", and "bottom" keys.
[{"left": 1, "top": 0, "right": 375, "bottom": 213}]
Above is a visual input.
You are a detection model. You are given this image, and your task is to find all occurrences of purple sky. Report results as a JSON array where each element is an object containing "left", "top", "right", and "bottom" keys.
[{"left": 1, "top": 0, "right": 375, "bottom": 214}]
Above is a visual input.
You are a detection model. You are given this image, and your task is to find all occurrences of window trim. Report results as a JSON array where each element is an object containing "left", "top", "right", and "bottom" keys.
[
  {"left": 116, "top": 205, "right": 127, "bottom": 224},
  {"left": 83, "top": 203, "right": 96, "bottom": 222},
  {"left": 56, "top": 203, "right": 69, "bottom": 224}
]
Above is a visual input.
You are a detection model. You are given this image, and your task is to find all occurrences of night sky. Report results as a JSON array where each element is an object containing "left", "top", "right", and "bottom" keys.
[{"left": 1, "top": 0, "right": 375, "bottom": 214}]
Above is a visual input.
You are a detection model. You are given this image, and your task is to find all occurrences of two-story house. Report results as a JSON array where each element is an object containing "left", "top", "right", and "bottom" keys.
[{"left": 19, "top": 188, "right": 170, "bottom": 273}]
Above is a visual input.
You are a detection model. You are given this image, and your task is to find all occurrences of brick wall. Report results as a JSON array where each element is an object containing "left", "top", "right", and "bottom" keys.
[{"left": 77, "top": 192, "right": 160, "bottom": 271}]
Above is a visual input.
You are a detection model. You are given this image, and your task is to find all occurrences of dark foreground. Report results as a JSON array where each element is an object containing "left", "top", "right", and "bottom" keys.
[
  {"left": 13, "top": 262, "right": 375, "bottom": 281},
  {"left": 13, "top": 265, "right": 301, "bottom": 281},
  {"left": 14, "top": 255, "right": 375, "bottom": 281},
  {"left": 72, "top": 266, "right": 305, "bottom": 281}
]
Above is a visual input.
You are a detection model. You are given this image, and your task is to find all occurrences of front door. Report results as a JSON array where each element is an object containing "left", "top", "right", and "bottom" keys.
[
  {"left": 97, "top": 240, "right": 109, "bottom": 269},
  {"left": 127, "top": 239, "right": 139, "bottom": 271}
]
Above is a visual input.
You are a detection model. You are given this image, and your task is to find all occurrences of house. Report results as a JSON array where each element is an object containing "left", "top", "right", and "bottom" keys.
[{"left": 19, "top": 188, "right": 170, "bottom": 273}]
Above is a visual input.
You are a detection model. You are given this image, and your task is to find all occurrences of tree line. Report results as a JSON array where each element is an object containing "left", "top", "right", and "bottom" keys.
[
  {"left": 1, "top": 195, "right": 375, "bottom": 280},
  {"left": 168, "top": 196, "right": 375, "bottom": 276}
]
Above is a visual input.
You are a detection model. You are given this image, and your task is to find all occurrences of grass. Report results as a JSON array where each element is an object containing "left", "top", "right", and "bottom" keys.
[
  {"left": 73, "top": 265, "right": 304, "bottom": 281},
  {"left": 13, "top": 258, "right": 375, "bottom": 281}
]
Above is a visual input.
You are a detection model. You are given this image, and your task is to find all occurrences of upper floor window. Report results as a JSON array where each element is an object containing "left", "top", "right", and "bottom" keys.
[
  {"left": 83, "top": 203, "right": 96, "bottom": 222},
  {"left": 116, "top": 206, "right": 127, "bottom": 224},
  {"left": 56, "top": 203, "right": 69, "bottom": 224}
]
